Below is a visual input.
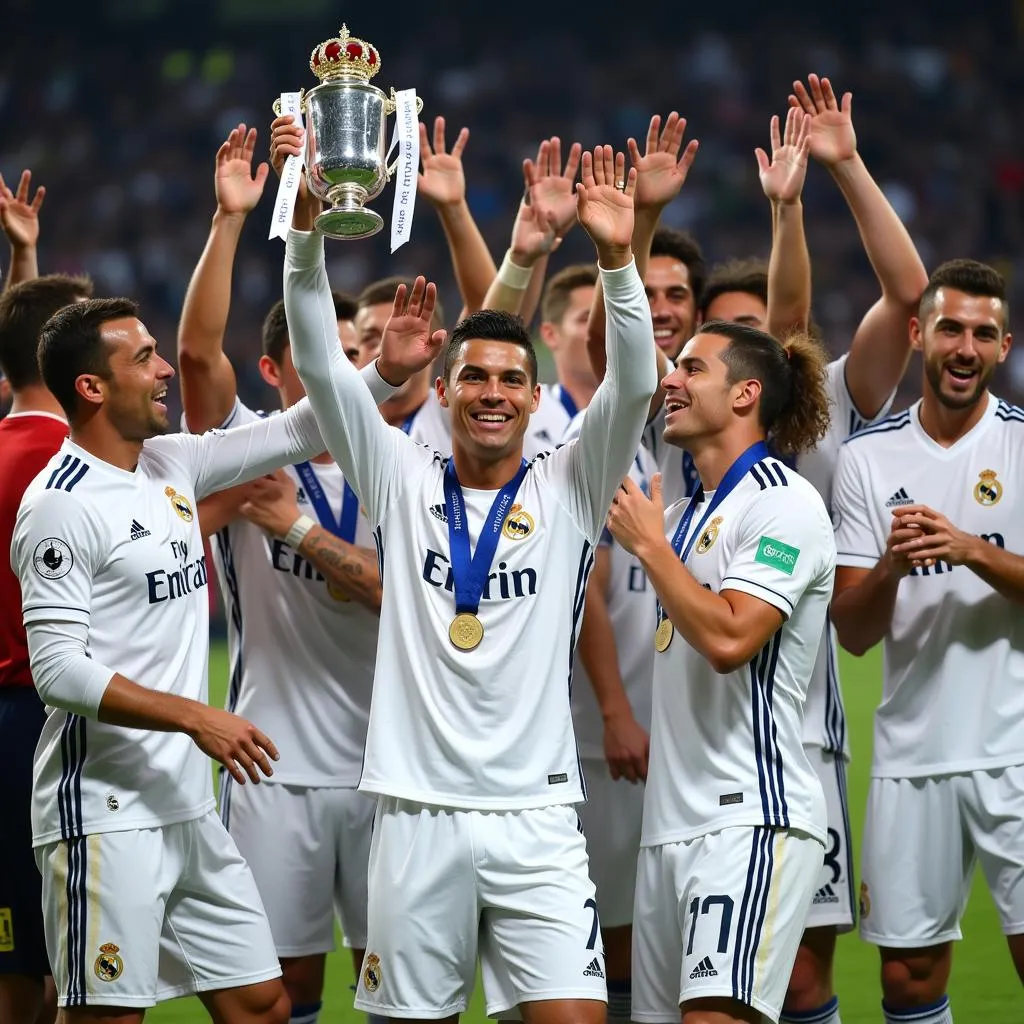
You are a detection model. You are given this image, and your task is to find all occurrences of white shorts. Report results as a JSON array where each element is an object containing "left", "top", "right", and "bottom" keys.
[
  {"left": 221, "top": 777, "right": 374, "bottom": 955},
  {"left": 803, "top": 747, "right": 855, "bottom": 932},
  {"left": 577, "top": 758, "right": 644, "bottom": 928},
  {"left": 354, "top": 798, "right": 607, "bottom": 1019},
  {"left": 632, "top": 826, "right": 823, "bottom": 1024},
  {"left": 35, "top": 811, "right": 280, "bottom": 1008},
  {"left": 860, "top": 766, "right": 1024, "bottom": 947}
]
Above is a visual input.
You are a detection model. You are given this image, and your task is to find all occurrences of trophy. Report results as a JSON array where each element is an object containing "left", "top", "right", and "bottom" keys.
[{"left": 275, "top": 25, "right": 422, "bottom": 240}]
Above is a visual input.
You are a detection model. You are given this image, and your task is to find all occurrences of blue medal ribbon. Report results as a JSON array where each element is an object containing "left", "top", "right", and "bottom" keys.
[
  {"left": 443, "top": 458, "right": 529, "bottom": 616},
  {"left": 657, "top": 440, "right": 771, "bottom": 625},
  {"left": 556, "top": 386, "right": 578, "bottom": 421},
  {"left": 294, "top": 461, "right": 359, "bottom": 543}
]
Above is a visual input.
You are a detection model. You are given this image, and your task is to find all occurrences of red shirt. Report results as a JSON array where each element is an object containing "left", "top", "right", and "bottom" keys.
[{"left": 0, "top": 411, "right": 69, "bottom": 689}]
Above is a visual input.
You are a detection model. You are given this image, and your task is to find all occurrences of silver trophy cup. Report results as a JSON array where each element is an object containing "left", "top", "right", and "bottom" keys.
[{"left": 277, "top": 26, "right": 421, "bottom": 240}]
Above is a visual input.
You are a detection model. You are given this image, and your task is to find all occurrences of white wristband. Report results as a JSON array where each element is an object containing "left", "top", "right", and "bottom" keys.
[
  {"left": 284, "top": 514, "right": 316, "bottom": 549},
  {"left": 496, "top": 250, "right": 533, "bottom": 290}
]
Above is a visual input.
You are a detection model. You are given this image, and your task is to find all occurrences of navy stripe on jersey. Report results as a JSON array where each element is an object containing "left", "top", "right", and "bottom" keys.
[
  {"left": 842, "top": 409, "right": 912, "bottom": 445},
  {"left": 57, "top": 714, "right": 87, "bottom": 839},
  {"left": 567, "top": 540, "right": 595, "bottom": 799},
  {"left": 64, "top": 835, "right": 88, "bottom": 1006},
  {"left": 731, "top": 827, "right": 774, "bottom": 1005},
  {"left": 46, "top": 455, "right": 90, "bottom": 492},
  {"left": 219, "top": 772, "right": 233, "bottom": 829},
  {"left": 373, "top": 526, "right": 385, "bottom": 586},
  {"left": 214, "top": 527, "right": 244, "bottom": 713},
  {"left": 823, "top": 613, "right": 846, "bottom": 754},
  {"left": 995, "top": 400, "right": 1024, "bottom": 425},
  {"left": 749, "top": 459, "right": 789, "bottom": 491},
  {"left": 46, "top": 454, "right": 73, "bottom": 489},
  {"left": 834, "top": 755, "right": 855, "bottom": 916},
  {"left": 749, "top": 631, "right": 788, "bottom": 825}
]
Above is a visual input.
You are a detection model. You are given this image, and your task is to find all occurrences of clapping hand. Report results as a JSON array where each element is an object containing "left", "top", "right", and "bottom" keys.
[
  {"left": 215, "top": 124, "right": 270, "bottom": 216},
  {"left": 628, "top": 112, "right": 699, "bottom": 217},
  {"left": 418, "top": 117, "right": 469, "bottom": 208},
  {"left": 788, "top": 74, "right": 856, "bottom": 168},
  {"left": 576, "top": 146, "right": 637, "bottom": 265},
  {"left": 756, "top": 106, "right": 812, "bottom": 205},
  {"left": 377, "top": 276, "right": 448, "bottom": 385},
  {"left": 0, "top": 170, "right": 45, "bottom": 250}
]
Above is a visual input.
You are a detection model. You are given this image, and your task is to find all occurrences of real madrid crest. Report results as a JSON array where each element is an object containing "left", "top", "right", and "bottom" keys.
[
  {"left": 94, "top": 942, "right": 123, "bottom": 982},
  {"left": 165, "top": 486, "right": 195, "bottom": 523},
  {"left": 695, "top": 516, "right": 723, "bottom": 554},
  {"left": 973, "top": 469, "right": 1002, "bottom": 507},
  {"left": 858, "top": 881, "right": 871, "bottom": 920},
  {"left": 362, "top": 952, "right": 382, "bottom": 992},
  {"left": 502, "top": 503, "right": 534, "bottom": 541}
]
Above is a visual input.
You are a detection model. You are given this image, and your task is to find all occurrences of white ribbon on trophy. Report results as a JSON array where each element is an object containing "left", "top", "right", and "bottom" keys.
[
  {"left": 269, "top": 92, "right": 305, "bottom": 241},
  {"left": 389, "top": 88, "right": 419, "bottom": 253}
]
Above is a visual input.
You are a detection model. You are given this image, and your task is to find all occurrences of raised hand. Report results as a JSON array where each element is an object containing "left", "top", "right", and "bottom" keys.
[
  {"left": 418, "top": 116, "right": 469, "bottom": 208},
  {"left": 576, "top": 146, "right": 637, "bottom": 261},
  {"left": 607, "top": 473, "right": 666, "bottom": 560},
  {"left": 628, "top": 112, "right": 699, "bottom": 215},
  {"left": 214, "top": 124, "right": 270, "bottom": 216},
  {"left": 756, "top": 106, "right": 811, "bottom": 205},
  {"left": 0, "top": 170, "right": 45, "bottom": 250},
  {"left": 377, "top": 276, "right": 448, "bottom": 384},
  {"left": 508, "top": 196, "right": 559, "bottom": 266},
  {"left": 788, "top": 74, "right": 856, "bottom": 168},
  {"left": 525, "top": 136, "right": 583, "bottom": 241}
]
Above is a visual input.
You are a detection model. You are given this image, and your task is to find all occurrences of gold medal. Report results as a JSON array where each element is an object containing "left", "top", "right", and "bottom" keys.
[
  {"left": 326, "top": 581, "right": 351, "bottom": 602},
  {"left": 654, "top": 618, "right": 674, "bottom": 653},
  {"left": 449, "top": 612, "right": 484, "bottom": 652}
]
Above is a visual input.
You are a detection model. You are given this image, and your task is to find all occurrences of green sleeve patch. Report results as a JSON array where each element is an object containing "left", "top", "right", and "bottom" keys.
[{"left": 755, "top": 536, "right": 800, "bottom": 575}]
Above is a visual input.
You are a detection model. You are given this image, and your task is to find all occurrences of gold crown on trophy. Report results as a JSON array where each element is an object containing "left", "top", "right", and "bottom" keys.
[{"left": 310, "top": 25, "right": 381, "bottom": 83}]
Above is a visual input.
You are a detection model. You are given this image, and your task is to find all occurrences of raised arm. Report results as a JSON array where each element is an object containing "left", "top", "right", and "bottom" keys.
[
  {"left": 0, "top": 169, "right": 45, "bottom": 289},
  {"left": 418, "top": 117, "right": 496, "bottom": 318},
  {"left": 791, "top": 75, "right": 926, "bottom": 417},
  {"left": 178, "top": 125, "right": 269, "bottom": 432},
  {"left": 566, "top": 147, "right": 658, "bottom": 539},
  {"left": 756, "top": 107, "right": 812, "bottom": 337}
]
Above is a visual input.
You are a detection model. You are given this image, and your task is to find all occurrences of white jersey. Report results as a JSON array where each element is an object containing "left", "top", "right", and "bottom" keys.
[
  {"left": 12, "top": 406, "right": 325, "bottom": 844},
  {"left": 831, "top": 392, "right": 1024, "bottom": 778},
  {"left": 407, "top": 384, "right": 577, "bottom": 460},
  {"left": 642, "top": 456, "right": 835, "bottom": 848},
  {"left": 284, "top": 229, "right": 657, "bottom": 810},
  {"left": 210, "top": 398, "right": 378, "bottom": 787},
  {"left": 564, "top": 411, "right": 657, "bottom": 757}
]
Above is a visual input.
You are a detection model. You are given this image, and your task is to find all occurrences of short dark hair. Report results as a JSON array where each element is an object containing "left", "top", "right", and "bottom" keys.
[
  {"left": 443, "top": 310, "right": 538, "bottom": 385},
  {"left": 540, "top": 264, "right": 598, "bottom": 325},
  {"left": 38, "top": 297, "right": 139, "bottom": 420},
  {"left": 0, "top": 274, "right": 93, "bottom": 390},
  {"left": 699, "top": 258, "right": 768, "bottom": 320},
  {"left": 919, "top": 259, "right": 1008, "bottom": 330},
  {"left": 261, "top": 290, "right": 358, "bottom": 363},
  {"left": 650, "top": 227, "right": 707, "bottom": 304},
  {"left": 704, "top": 319, "right": 830, "bottom": 456},
  {"left": 358, "top": 276, "right": 446, "bottom": 332}
]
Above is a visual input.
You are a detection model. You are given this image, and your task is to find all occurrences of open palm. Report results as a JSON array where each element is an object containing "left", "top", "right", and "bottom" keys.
[
  {"left": 418, "top": 117, "right": 468, "bottom": 207},
  {"left": 215, "top": 124, "right": 269, "bottom": 215},
  {"left": 756, "top": 107, "right": 811, "bottom": 204},
  {"left": 526, "top": 136, "right": 582, "bottom": 239},
  {"left": 789, "top": 75, "right": 856, "bottom": 167},
  {"left": 381, "top": 277, "right": 448, "bottom": 376},
  {"left": 577, "top": 147, "right": 636, "bottom": 251},
  {"left": 630, "top": 112, "right": 699, "bottom": 213},
  {"left": 0, "top": 170, "right": 45, "bottom": 248}
]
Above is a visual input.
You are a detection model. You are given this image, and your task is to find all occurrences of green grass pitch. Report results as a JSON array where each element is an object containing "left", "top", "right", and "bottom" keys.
[{"left": 147, "top": 642, "right": 1019, "bottom": 1023}]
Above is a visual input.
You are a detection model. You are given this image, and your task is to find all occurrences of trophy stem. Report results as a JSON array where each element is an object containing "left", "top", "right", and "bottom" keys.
[{"left": 315, "top": 182, "right": 384, "bottom": 240}]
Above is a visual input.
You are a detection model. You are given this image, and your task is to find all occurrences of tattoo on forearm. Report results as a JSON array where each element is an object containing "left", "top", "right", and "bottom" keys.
[{"left": 300, "top": 530, "right": 382, "bottom": 610}]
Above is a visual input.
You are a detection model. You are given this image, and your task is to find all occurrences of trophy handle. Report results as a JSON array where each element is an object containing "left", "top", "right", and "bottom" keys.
[
  {"left": 271, "top": 88, "right": 307, "bottom": 116},
  {"left": 384, "top": 89, "right": 424, "bottom": 178}
]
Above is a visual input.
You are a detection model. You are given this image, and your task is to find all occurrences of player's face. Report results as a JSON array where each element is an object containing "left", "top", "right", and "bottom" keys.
[
  {"left": 97, "top": 317, "right": 175, "bottom": 439},
  {"left": 541, "top": 285, "right": 596, "bottom": 381},
  {"left": 261, "top": 319, "right": 358, "bottom": 409},
  {"left": 661, "top": 332, "right": 745, "bottom": 446},
  {"left": 645, "top": 256, "right": 697, "bottom": 360},
  {"left": 701, "top": 291, "right": 768, "bottom": 331},
  {"left": 913, "top": 288, "right": 1011, "bottom": 410},
  {"left": 440, "top": 339, "right": 541, "bottom": 460}
]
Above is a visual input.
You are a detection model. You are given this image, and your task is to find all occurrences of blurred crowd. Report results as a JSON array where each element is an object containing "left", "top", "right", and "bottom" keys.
[{"left": 2, "top": 3, "right": 1023, "bottom": 418}]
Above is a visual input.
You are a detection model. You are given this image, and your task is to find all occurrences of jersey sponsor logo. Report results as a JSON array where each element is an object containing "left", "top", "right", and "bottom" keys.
[
  {"left": 146, "top": 542, "right": 208, "bottom": 604},
  {"left": 0, "top": 908, "right": 13, "bottom": 952},
  {"left": 813, "top": 883, "right": 840, "bottom": 905},
  {"left": 974, "top": 468, "right": 1003, "bottom": 506},
  {"left": 129, "top": 519, "right": 151, "bottom": 541},
  {"left": 33, "top": 537, "right": 73, "bottom": 579},
  {"left": 689, "top": 956, "right": 718, "bottom": 978},
  {"left": 754, "top": 536, "right": 799, "bottom": 575},
  {"left": 362, "top": 952, "right": 382, "bottom": 992},
  {"left": 695, "top": 516, "right": 723, "bottom": 554},
  {"left": 885, "top": 487, "right": 914, "bottom": 508},
  {"left": 502, "top": 503, "right": 534, "bottom": 541},
  {"left": 164, "top": 486, "right": 194, "bottom": 523},
  {"left": 428, "top": 502, "right": 448, "bottom": 523},
  {"left": 94, "top": 942, "right": 123, "bottom": 982},
  {"left": 421, "top": 549, "right": 538, "bottom": 600}
]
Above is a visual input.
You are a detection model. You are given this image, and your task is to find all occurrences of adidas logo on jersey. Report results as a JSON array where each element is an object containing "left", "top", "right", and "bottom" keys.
[
  {"left": 689, "top": 956, "right": 718, "bottom": 978},
  {"left": 534, "top": 429, "right": 553, "bottom": 443},
  {"left": 130, "top": 520, "right": 151, "bottom": 541},
  {"left": 813, "top": 883, "right": 840, "bottom": 905},
  {"left": 885, "top": 487, "right": 914, "bottom": 508},
  {"left": 583, "top": 957, "right": 605, "bottom": 979},
  {"left": 429, "top": 502, "right": 448, "bottom": 523}
]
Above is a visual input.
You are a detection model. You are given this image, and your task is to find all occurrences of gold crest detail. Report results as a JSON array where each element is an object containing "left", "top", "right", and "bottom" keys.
[
  {"left": 695, "top": 516, "right": 723, "bottom": 554},
  {"left": 973, "top": 469, "right": 1002, "bottom": 507},
  {"left": 166, "top": 487, "right": 194, "bottom": 523},
  {"left": 502, "top": 503, "right": 534, "bottom": 541},
  {"left": 858, "top": 882, "right": 871, "bottom": 920},
  {"left": 363, "top": 952, "right": 382, "bottom": 992},
  {"left": 94, "top": 942, "right": 123, "bottom": 982}
]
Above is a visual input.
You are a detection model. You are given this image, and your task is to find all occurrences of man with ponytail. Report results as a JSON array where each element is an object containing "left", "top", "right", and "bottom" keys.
[{"left": 607, "top": 320, "right": 836, "bottom": 1024}]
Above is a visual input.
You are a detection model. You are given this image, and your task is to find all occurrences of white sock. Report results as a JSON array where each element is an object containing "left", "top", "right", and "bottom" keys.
[
  {"left": 290, "top": 1001, "right": 321, "bottom": 1024},
  {"left": 883, "top": 995, "right": 953, "bottom": 1024},
  {"left": 781, "top": 995, "right": 841, "bottom": 1023}
]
